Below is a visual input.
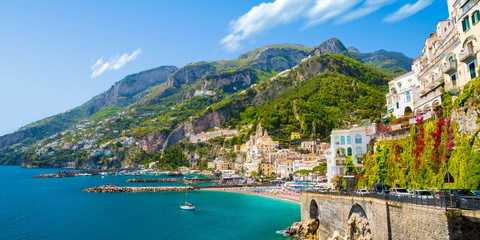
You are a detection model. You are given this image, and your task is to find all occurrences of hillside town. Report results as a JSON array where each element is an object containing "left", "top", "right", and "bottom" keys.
[{"left": 7, "top": 0, "right": 480, "bottom": 191}]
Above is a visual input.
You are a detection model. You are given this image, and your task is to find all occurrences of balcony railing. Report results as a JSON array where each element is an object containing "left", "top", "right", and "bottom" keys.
[
  {"left": 445, "top": 80, "right": 460, "bottom": 94},
  {"left": 420, "top": 75, "right": 444, "bottom": 97},
  {"left": 335, "top": 157, "right": 346, "bottom": 166},
  {"left": 416, "top": 88, "right": 442, "bottom": 108},
  {"left": 441, "top": 60, "right": 457, "bottom": 74},
  {"left": 459, "top": 48, "right": 476, "bottom": 62}
]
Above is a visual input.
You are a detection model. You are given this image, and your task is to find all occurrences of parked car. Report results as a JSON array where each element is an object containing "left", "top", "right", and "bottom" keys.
[
  {"left": 473, "top": 191, "right": 480, "bottom": 197},
  {"left": 356, "top": 189, "right": 369, "bottom": 195},
  {"left": 391, "top": 188, "right": 410, "bottom": 197},
  {"left": 438, "top": 189, "right": 480, "bottom": 208},
  {"left": 370, "top": 183, "right": 390, "bottom": 194},
  {"left": 413, "top": 190, "right": 434, "bottom": 198}
]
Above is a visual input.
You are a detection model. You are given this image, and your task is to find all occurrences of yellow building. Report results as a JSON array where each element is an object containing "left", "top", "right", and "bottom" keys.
[
  {"left": 261, "top": 162, "right": 273, "bottom": 176},
  {"left": 290, "top": 132, "right": 301, "bottom": 140}
]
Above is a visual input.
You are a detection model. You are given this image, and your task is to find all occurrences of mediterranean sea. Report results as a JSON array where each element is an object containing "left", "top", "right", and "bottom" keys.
[{"left": 0, "top": 166, "right": 299, "bottom": 240}]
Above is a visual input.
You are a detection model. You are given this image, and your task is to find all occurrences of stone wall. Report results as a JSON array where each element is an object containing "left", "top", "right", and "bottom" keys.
[{"left": 300, "top": 193, "right": 480, "bottom": 240}]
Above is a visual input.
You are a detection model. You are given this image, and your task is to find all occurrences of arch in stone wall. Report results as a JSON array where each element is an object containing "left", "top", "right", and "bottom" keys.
[
  {"left": 346, "top": 203, "right": 372, "bottom": 239},
  {"left": 309, "top": 199, "right": 319, "bottom": 219}
]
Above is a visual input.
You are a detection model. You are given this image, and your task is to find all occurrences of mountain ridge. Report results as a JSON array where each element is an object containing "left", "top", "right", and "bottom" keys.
[{"left": 0, "top": 38, "right": 412, "bottom": 152}]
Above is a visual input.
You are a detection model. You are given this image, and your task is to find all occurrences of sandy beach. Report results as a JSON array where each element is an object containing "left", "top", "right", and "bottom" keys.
[{"left": 200, "top": 186, "right": 300, "bottom": 204}]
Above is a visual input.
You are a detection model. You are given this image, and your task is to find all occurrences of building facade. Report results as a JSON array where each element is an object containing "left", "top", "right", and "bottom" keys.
[
  {"left": 326, "top": 124, "right": 376, "bottom": 186},
  {"left": 385, "top": 71, "right": 420, "bottom": 118}
]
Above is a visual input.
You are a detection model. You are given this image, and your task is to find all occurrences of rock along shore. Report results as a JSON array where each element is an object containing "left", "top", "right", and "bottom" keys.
[{"left": 84, "top": 185, "right": 194, "bottom": 193}]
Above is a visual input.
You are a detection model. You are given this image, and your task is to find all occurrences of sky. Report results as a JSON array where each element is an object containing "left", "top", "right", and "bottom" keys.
[{"left": 0, "top": 0, "right": 448, "bottom": 136}]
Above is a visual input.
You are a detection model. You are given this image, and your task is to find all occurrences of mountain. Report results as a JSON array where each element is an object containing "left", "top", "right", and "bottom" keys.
[
  {"left": 0, "top": 38, "right": 412, "bottom": 167},
  {"left": 0, "top": 66, "right": 177, "bottom": 149},
  {"left": 347, "top": 47, "right": 413, "bottom": 71},
  {"left": 312, "top": 38, "right": 349, "bottom": 55}
]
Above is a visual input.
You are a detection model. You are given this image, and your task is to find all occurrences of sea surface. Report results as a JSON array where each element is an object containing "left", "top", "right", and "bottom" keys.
[{"left": 0, "top": 166, "right": 299, "bottom": 240}]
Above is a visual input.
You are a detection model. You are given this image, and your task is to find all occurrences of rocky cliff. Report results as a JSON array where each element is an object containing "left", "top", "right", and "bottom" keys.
[
  {"left": 204, "top": 68, "right": 254, "bottom": 91},
  {"left": 84, "top": 65, "right": 177, "bottom": 115},
  {"left": 0, "top": 65, "right": 177, "bottom": 149},
  {"left": 313, "top": 38, "right": 349, "bottom": 55},
  {"left": 246, "top": 47, "right": 310, "bottom": 71},
  {"left": 162, "top": 108, "right": 232, "bottom": 149},
  {"left": 166, "top": 63, "right": 216, "bottom": 87}
]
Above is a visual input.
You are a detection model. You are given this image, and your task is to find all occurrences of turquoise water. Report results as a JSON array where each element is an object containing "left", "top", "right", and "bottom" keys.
[{"left": 0, "top": 166, "right": 299, "bottom": 240}]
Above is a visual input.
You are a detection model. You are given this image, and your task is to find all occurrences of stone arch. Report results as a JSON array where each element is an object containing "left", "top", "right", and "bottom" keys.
[
  {"left": 404, "top": 106, "right": 413, "bottom": 116},
  {"left": 346, "top": 203, "right": 372, "bottom": 239},
  {"left": 336, "top": 148, "right": 346, "bottom": 157},
  {"left": 309, "top": 199, "right": 319, "bottom": 219},
  {"left": 463, "top": 35, "right": 477, "bottom": 49},
  {"left": 423, "top": 104, "right": 431, "bottom": 112},
  {"left": 416, "top": 109, "right": 423, "bottom": 116},
  {"left": 432, "top": 100, "right": 441, "bottom": 109}
]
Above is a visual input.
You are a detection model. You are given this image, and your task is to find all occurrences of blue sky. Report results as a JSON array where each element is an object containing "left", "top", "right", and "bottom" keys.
[{"left": 0, "top": 0, "right": 448, "bottom": 136}]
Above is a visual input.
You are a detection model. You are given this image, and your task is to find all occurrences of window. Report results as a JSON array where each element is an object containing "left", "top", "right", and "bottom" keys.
[
  {"left": 335, "top": 136, "right": 340, "bottom": 145},
  {"left": 347, "top": 148, "right": 352, "bottom": 156},
  {"left": 347, "top": 136, "right": 351, "bottom": 144},
  {"left": 398, "top": 83, "right": 402, "bottom": 90},
  {"left": 473, "top": 10, "right": 480, "bottom": 25},
  {"left": 406, "top": 91, "right": 411, "bottom": 102},
  {"left": 396, "top": 102, "right": 399, "bottom": 109},
  {"left": 469, "top": 61, "right": 477, "bottom": 79},
  {"left": 462, "top": 17, "right": 471, "bottom": 32},
  {"left": 340, "top": 136, "right": 345, "bottom": 145},
  {"left": 356, "top": 147, "right": 363, "bottom": 157},
  {"left": 355, "top": 134, "right": 362, "bottom": 144},
  {"left": 447, "top": 55, "right": 456, "bottom": 67},
  {"left": 451, "top": 73, "right": 457, "bottom": 85}
]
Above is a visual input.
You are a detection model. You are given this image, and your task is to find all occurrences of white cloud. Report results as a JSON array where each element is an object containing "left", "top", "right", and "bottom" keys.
[
  {"left": 383, "top": 0, "right": 433, "bottom": 23},
  {"left": 91, "top": 49, "right": 142, "bottom": 78},
  {"left": 221, "top": 0, "right": 311, "bottom": 52},
  {"left": 221, "top": 0, "right": 431, "bottom": 52},
  {"left": 338, "top": 0, "right": 396, "bottom": 24},
  {"left": 304, "top": 0, "right": 362, "bottom": 28}
]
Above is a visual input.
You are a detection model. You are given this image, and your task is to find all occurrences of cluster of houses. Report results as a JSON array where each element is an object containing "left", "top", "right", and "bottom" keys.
[
  {"left": 385, "top": 0, "right": 479, "bottom": 122},
  {"left": 204, "top": 124, "right": 331, "bottom": 182}
]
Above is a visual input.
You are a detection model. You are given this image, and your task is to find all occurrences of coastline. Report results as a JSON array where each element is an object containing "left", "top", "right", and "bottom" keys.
[{"left": 199, "top": 187, "right": 300, "bottom": 204}]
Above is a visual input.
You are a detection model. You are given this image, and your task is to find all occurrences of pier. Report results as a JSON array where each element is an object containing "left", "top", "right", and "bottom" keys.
[
  {"left": 126, "top": 178, "right": 219, "bottom": 183},
  {"left": 84, "top": 185, "right": 194, "bottom": 193},
  {"left": 84, "top": 183, "right": 279, "bottom": 193},
  {"left": 34, "top": 169, "right": 132, "bottom": 178}
]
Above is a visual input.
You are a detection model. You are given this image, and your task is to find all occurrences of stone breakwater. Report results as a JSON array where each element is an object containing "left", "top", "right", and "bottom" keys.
[
  {"left": 126, "top": 178, "right": 218, "bottom": 183},
  {"left": 84, "top": 185, "right": 194, "bottom": 193},
  {"left": 35, "top": 174, "right": 62, "bottom": 178}
]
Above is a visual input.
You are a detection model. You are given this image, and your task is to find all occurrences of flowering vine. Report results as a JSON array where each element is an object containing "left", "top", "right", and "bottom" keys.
[{"left": 413, "top": 116, "right": 424, "bottom": 169}]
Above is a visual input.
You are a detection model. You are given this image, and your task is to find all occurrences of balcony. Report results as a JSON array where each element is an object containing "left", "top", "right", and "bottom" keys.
[
  {"left": 335, "top": 157, "right": 346, "bottom": 166},
  {"left": 420, "top": 75, "right": 444, "bottom": 97},
  {"left": 415, "top": 88, "right": 442, "bottom": 109},
  {"left": 445, "top": 80, "right": 460, "bottom": 94},
  {"left": 441, "top": 60, "right": 457, "bottom": 74},
  {"left": 459, "top": 48, "right": 476, "bottom": 62}
]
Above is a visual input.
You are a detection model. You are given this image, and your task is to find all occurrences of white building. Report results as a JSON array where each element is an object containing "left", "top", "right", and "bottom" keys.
[
  {"left": 385, "top": 71, "right": 420, "bottom": 118},
  {"left": 327, "top": 124, "right": 376, "bottom": 186}
]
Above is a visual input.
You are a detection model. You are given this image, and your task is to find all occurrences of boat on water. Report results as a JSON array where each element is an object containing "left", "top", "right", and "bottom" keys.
[
  {"left": 180, "top": 181, "right": 195, "bottom": 211},
  {"left": 180, "top": 202, "right": 195, "bottom": 211},
  {"left": 168, "top": 172, "right": 183, "bottom": 177},
  {"left": 75, "top": 173, "right": 93, "bottom": 177}
]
